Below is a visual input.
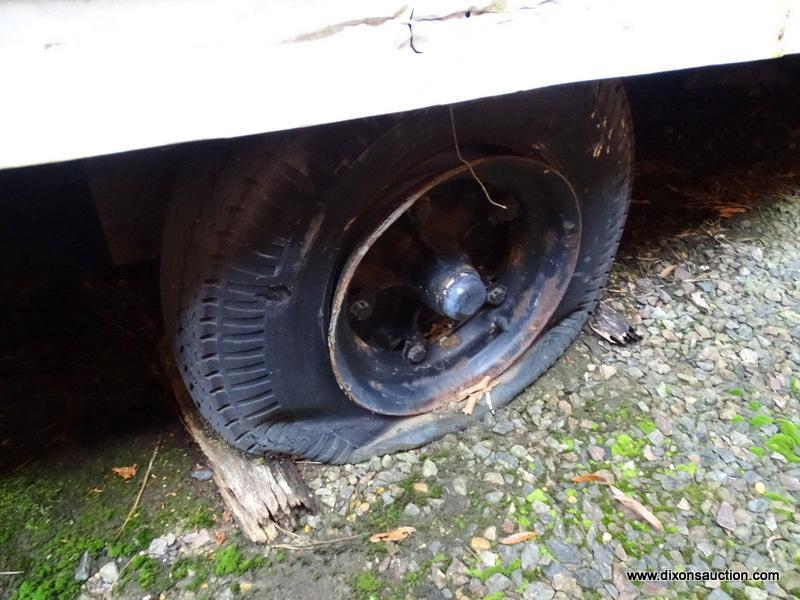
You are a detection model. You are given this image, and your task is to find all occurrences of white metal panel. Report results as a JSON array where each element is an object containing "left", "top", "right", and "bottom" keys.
[{"left": 0, "top": 0, "right": 798, "bottom": 168}]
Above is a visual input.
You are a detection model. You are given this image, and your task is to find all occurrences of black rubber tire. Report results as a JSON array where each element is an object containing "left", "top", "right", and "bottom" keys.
[{"left": 160, "top": 81, "right": 633, "bottom": 464}]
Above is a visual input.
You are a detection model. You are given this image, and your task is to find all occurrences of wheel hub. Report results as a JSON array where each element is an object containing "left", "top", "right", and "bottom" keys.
[{"left": 328, "top": 155, "right": 581, "bottom": 416}]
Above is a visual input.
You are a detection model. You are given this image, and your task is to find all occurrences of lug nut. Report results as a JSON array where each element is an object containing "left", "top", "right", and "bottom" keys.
[
  {"left": 404, "top": 342, "right": 427, "bottom": 364},
  {"left": 486, "top": 284, "right": 507, "bottom": 306},
  {"left": 349, "top": 298, "right": 373, "bottom": 321}
]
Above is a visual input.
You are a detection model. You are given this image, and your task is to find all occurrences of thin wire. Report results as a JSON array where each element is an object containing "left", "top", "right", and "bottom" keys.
[{"left": 448, "top": 105, "right": 507, "bottom": 210}]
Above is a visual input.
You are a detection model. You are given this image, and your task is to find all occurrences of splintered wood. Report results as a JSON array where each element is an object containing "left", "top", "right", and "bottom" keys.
[
  {"left": 460, "top": 375, "right": 492, "bottom": 415},
  {"left": 160, "top": 343, "right": 313, "bottom": 543}
]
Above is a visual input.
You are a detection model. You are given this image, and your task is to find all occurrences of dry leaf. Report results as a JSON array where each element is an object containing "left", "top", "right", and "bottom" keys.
[
  {"left": 369, "top": 526, "right": 416, "bottom": 543},
  {"left": 112, "top": 464, "right": 138, "bottom": 481},
  {"left": 498, "top": 531, "right": 538, "bottom": 545},
  {"left": 571, "top": 474, "right": 609, "bottom": 483},
  {"left": 222, "top": 511, "right": 232, "bottom": 523},
  {"left": 690, "top": 292, "right": 711, "bottom": 313},
  {"left": 659, "top": 264, "right": 676, "bottom": 278},
  {"left": 214, "top": 530, "right": 226, "bottom": 545},
  {"left": 609, "top": 485, "right": 664, "bottom": 532}
]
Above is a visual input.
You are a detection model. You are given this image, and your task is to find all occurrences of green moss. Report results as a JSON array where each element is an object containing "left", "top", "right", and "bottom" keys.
[
  {"left": 368, "top": 501, "right": 403, "bottom": 529},
  {"left": 429, "top": 483, "right": 444, "bottom": 499},
  {"left": 765, "top": 433, "right": 800, "bottom": 462},
  {"left": 675, "top": 463, "right": 697, "bottom": 476},
  {"left": 731, "top": 415, "right": 745, "bottom": 424},
  {"left": 186, "top": 507, "right": 216, "bottom": 529},
  {"left": 353, "top": 571, "right": 382, "bottom": 595},
  {"left": 400, "top": 553, "right": 449, "bottom": 593},
  {"left": 466, "top": 559, "right": 521, "bottom": 583},
  {"left": 611, "top": 529, "right": 649, "bottom": 559},
  {"left": 728, "top": 388, "right": 745, "bottom": 397},
  {"left": 213, "top": 545, "right": 263, "bottom": 577},
  {"left": 483, "top": 593, "right": 504, "bottom": 600},
  {"left": 680, "top": 483, "right": 707, "bottom": 505},
  {"left": 747, "top": 400, "right": 763, "bottom": 411},
  {"left": 749, "top": 446, "right": 766, "bottom": 458},
  {"left": 790, "top": 376, "right": 800, "bottom": 397},
  {"left": 763, "top": 491, "right": 794, "bottom": 505},
  {"left": 777, "top": 419, "right": 800, "bottom": 444},
  {"left": 611, "top": 434, "right": 643, "bottom": 458},
  {"left": 637, "top": 420, "right": 658, "bottom": 435},
  {"left": 432, "top": 553, "right": 449, "bottom": 567},
  {"left": 428, "top": 449, "right": 451, "bottom": 461},
  {"left": 526, "top": 489, "right": 550, "bottom": 504},
  {"left": 516, "top": 510, "right": 531, "bottom": 529},
  {"left": 559, "top": 437, "right": 575, "bottom": 452},
  {"left": 749, "top": 414, "right": 773, "bottom": 427},
  {"left": 5, "top": 437, "right": 227, "bottom": 599},
  {"left": 621, "top": 466, "right": 638, "bottom": 479},
  {"left": 131, "top": 556, "right": 160, "bottom": 590}
]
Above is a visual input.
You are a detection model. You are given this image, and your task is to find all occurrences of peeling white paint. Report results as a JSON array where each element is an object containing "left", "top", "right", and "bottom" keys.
[{"left": 0, "top": 0, "right": 798, "bottom": 169}]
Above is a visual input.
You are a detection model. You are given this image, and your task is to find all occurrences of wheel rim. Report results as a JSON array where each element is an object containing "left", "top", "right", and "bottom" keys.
[{"left": 328, "top": 155, "right": 581, "bottom": 416}]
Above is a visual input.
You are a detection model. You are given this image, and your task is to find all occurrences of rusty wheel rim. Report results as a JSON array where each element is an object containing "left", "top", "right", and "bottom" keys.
[{"left": 328, "top": 156, "right": 581, "bottom": 416}]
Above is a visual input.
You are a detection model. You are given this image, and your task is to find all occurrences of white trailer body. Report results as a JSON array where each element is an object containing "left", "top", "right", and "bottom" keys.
[{"left": 1, "top": 0, "right": 798, "bottom": 169}]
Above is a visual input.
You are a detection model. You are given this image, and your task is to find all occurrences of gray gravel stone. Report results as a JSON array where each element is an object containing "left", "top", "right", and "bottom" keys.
[
  {"left": 551, "top": 572, "right": 579, "bottom": 593},
  {"left": 545, "top": 539, "right": 581, "bottom": 564},
  {"left": 588, "top": 445, "right": 606, "bottom": 461},
  {"left": 575, "top": 567, "right": 602, "bottom": 588},
  {"left": 521, "top": 543, "right": 540, "bottom": 570},
  {"left": 148, "top": 533, "right": 176, "bottom": 557},
  {"left": 74, "top": 551, "right": 91, "bottom": 582},
  {"left": 422, "top": 459, "right": 438, "bottom": 478},
  {"left": 485, "top": 491, "right": 504, "bottom": 504},
  {"left": 716, "top": 501, "right": 736, "bottom": 531},
  {"left": 473, "top": 444, "right": 492, "bottom": 460},
  {"left": 523, "top": 582, "right": 556, "bottom": 600},
  {"left": 190, "top": 468, "right": 213, "bottom": 481},
  {"left": 746, "top": 498, "right": 769, "bottom": 513},
  {"left": 743, "top": 586, "right": 769, "bottom": 600},
  {"left": 98, "top": 561, "right": 118, "bottom": 584},
  {"left": 484, "top": 472, "right": 504, "bottom": 486},
  {"left": 492, "top": 419, "right": 514, "bottom": 435},
  {"left": 494, "top": 452, "right": 519, "bottom": 470},
  {"left": 485, "top": 573, "right": 512, "bottom": 594}
]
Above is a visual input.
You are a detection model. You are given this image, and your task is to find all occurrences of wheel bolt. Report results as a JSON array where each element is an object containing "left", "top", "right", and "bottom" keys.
[
  {"left": 349, "top": 298, "right": 373, "bottom": 321},
  {"left": 486, "top": 284, "right": 507, "bottom": 306},
  {"left": 404, "top": 342, "right": 427, "bottom": 364}
]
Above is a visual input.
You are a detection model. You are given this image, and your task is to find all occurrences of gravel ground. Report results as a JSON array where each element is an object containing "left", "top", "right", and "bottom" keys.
[
  {"left": 272, "top": 194, "right": 800, "bottom": 600},
  {"left": 245, "top": 67, "right": 800, "bottom": 600},
  {"left": 2, "top": 62, "right": 799, "bottom": 600}
]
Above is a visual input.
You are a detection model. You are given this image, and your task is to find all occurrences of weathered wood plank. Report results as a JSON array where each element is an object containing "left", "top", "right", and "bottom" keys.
[{"left": 159, "top": 342, "right": 314, "bottom": 543}]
